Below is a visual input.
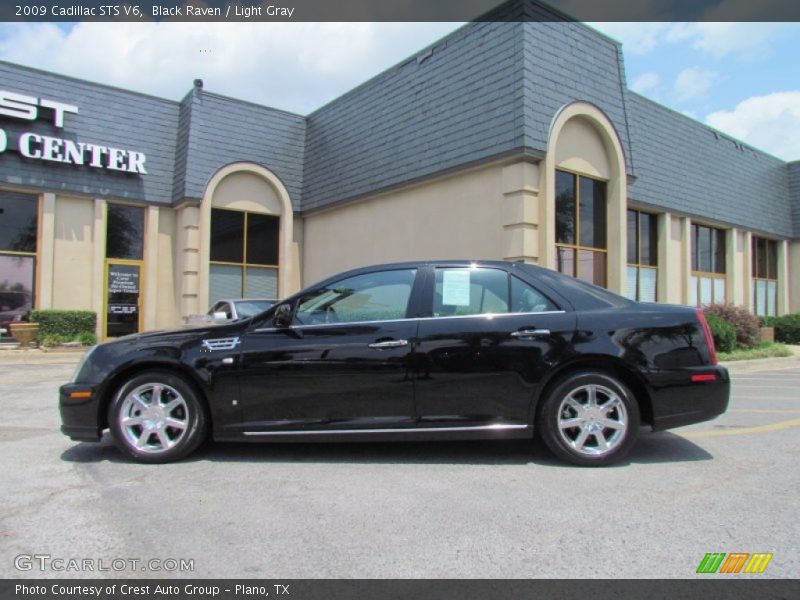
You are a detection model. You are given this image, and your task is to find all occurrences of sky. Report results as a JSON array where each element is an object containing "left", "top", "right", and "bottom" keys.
[{"left": 0, "top": 21, "right": 798, "bottom": 161}]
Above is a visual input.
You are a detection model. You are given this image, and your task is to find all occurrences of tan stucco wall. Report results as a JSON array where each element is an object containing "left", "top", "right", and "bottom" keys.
[
  {"left": 154, "top": 207, "right": 178, "bottom": 329},
  {"left": 211, "top": 171, "right": 283, "bottom": 215},
  {"left": 301, "top": 163, "right": 507, "bottom": 286},
  {"left": 554, "top": 117, "right": 611, "bottom": 179},
  {"left": 790, "top": 241, "right": 800, "bottom": 313},
  {"left": 51, "top": 195, "right": 94, "bottom": 310}
]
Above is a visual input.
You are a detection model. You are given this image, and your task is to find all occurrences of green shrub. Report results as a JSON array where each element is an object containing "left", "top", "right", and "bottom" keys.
[
  {"left": 769, "top": 313, "right": 800, "bottom": 344},
  {"left": 30, "top": 310, "right": 96, "bottom": 342},
  {"left": 40, "top": 334, "right": 67, "bottom": 348},
  {"left": 705, "top": 312, "right": 736, "bottom": 353},
  {"left": 77, "top": 332, "right": 97, "bottom": 346},
  {"left": 703, "top": 304, "right": 760, "bottom": 349}
]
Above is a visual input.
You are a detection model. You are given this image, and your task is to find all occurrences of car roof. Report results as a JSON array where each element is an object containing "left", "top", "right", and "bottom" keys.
[{"left": 321, "top": 259, "right": 548, "bottom": 279}]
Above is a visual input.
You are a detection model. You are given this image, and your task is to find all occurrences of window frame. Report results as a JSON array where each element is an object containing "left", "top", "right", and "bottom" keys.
[
  {"left": 626, "top": 208, "right": 659, "bottom": 302},
  {"left": 291, "top": 267, "right": 419, "bottom": 327},
  {"left": 752, "top": 236, "right": 778, "bottom": 317},
  {"left": 431, "top": 266, "right": 561, "bottom": 319},
  {"left": 691, "top": 223, "right": 727, "bottom": 307},
  {"left": 0, "top": 191, "right": 40, "bottom": 320},
  {"left": 209, "top": 206, "right": 280, "bottom": 299},
  {"left": 554, "top": 168, "right": 609, "bottom": 288}
]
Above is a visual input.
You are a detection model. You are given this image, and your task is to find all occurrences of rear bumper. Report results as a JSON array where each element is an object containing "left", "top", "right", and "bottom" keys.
[
  {"left": 649, "top": 365, "right": 730, "bottom": 431},
  {"left": 59, "top": 383, "right": 103, "bottom": 441}
]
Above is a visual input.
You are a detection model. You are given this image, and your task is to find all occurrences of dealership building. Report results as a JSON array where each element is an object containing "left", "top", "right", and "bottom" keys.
[{"left": 1, "top": 1, "right": 799, "bottom": 339}]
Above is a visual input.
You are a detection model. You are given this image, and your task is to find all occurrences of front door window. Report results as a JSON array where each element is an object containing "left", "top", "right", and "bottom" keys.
[{"left": 294, "top": 269, "right": 417, "bottom": 325}]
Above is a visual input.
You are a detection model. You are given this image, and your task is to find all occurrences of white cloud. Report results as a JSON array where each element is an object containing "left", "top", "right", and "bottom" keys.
[
  {"left": 588, "top": 22, "right": 676, "bottom": 55},
  {"left": 706, "top": 91, "right": 800, "bottom": 161},
  {"left": 591, "top": 21, "right": 796, "bottom": 60},
  {"left": 0, "top": 22, "right": 461, "bottom": 114},
  {"left": 674, "top": 67, "right": 716, "bottom": 101},
  {"left": 667, "top": 22, "right": 790, "bottom": 60},
  {"left": 631, "top": 72, "right": 660, "bottom": 95}
]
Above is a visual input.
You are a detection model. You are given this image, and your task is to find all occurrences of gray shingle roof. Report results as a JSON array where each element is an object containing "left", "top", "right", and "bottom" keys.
[
  {"left": 627, "top": 92, "right": 794, "bottom": 238},
  {"left": 789, "top": 161, "right": 800, "bottom": 238}
]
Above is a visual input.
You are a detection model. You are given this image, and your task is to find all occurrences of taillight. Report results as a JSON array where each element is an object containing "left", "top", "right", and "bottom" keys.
[{"left": 696, "top": 308, "right": 717, "bottom": 366}]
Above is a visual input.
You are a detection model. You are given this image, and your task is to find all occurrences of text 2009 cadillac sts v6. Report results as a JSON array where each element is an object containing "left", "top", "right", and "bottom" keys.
[{"left": 60, "top": 261, "right": 729, "bottom": 466}]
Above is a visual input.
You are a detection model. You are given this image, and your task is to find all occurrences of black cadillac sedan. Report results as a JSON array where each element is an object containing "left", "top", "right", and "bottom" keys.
[{"left": 60, "top": 260, "right": 729, "bottom": 466}]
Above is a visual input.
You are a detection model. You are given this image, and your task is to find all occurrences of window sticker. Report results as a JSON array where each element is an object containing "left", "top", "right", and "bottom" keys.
[{"left": 442, "top": 270, "right": 471, "bottom": 306}]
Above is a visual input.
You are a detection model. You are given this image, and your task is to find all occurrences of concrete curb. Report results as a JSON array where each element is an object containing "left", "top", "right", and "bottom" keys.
[{"left": 721, "top": 355, "right": 800, "bottom": 374}]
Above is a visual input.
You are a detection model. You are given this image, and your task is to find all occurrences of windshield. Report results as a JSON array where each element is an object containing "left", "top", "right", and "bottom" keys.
[{"left": 234, "top": 300, "right": 274, "bottom": 318}]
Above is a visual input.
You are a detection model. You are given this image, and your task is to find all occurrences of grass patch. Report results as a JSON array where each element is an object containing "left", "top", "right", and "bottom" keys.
[{"left": 718, "top": 342, "right": 794, "bottom": 362}]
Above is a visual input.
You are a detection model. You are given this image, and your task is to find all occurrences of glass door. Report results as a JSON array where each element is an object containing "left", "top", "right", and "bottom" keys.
[{"left": 105, "top": 261, "right": 142, "bottom": 338}]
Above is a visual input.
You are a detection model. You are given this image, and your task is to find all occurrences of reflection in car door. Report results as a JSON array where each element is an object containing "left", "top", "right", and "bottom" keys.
[
  {"left": 414, "top": 266, "right": 576, "bottom": 429},
  {"left": 237, "top": 268, "right": 422, "bottom": 432}
]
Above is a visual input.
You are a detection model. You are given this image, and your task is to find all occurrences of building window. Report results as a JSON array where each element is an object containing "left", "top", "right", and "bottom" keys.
[
  {"left": 0, "top": 192, "right": 38, "bottom": 339},
  {"left": 626, "top": 209, "right": 658, "bottom": 302},
  {"left": 555, "top": 170, "right": 607, "bottom": 287},
  {"left": 752, "top": 236, "right": 778, "bottom": 317},
  {"left": 105, "top": 204, "right": 145, "bottom": 339},
  {"left": 691, "top": 223, "right": 726, "bottom": 306},
  {"left": 107, "top": 204, "right": 144, "bottom": 260},
  {"left": 209, "top": 207, "right": 279, "bottom": 303}
]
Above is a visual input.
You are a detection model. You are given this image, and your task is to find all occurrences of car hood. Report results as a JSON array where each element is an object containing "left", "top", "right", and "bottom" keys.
[{"left": 105, "top": 320, "right": 246, "bottom": 345}]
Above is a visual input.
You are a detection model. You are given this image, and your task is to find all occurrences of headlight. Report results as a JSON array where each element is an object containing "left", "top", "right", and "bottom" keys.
[{"left": 70, "top": 344, "right": 98, "bottom": 383}]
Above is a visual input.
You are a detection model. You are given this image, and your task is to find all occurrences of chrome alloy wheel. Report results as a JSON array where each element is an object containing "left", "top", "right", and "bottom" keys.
[
  {"left": 119, "top": 383, "right": 189, "bottom": 454},
  {"left": 556, "top": 384, "right": 628, "bottom": 456}
]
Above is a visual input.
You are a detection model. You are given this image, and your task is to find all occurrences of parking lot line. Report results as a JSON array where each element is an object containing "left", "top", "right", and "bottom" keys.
[
  {"left": 730, "top": 408, "right": 800, "bottom": 414},
  {"left": 681, "top": 417, "right": 800, "bottom": 438}
]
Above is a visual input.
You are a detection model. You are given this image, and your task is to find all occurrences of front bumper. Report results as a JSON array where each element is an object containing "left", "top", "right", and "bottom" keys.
[
  {"left": 649, "top": 365, "right": 730, "bottom": 431},
  {"left": 59, "top": 383, "right": 103, "bottom": 441}
]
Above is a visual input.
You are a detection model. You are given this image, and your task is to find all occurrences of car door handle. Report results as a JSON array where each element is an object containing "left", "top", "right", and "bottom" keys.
[
  {"left": 368, "top": 339, "right": 409, "bottom": 349},
  {"left": 510, "top": 329, "right": 550, "bottom": 338}
]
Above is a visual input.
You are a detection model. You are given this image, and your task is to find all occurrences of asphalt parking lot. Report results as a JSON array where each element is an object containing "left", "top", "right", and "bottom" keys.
[{"left": 0, "top": 356, "right": 798, "bottom": 579}]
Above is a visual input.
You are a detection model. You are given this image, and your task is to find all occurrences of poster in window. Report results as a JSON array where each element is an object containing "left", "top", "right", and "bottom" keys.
[
  {"left": 442, "top": 270, "right": 470, "bottom": 306},
  {"left": 106, "top": 264, "right": 140, "bottom": 338}
]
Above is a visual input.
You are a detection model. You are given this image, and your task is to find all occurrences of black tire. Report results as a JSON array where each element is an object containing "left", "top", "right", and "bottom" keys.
[
  {"left": 108, "top": 370, "right": 208, "bottom": 464},
  {"left": 537, "top": 371, "right": 640, "bottom": 467}
]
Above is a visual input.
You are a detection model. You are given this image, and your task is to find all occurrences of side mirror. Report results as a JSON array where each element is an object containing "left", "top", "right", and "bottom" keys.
[
  {"left": 212, "top": 311, "right": 228, "bottom": 321},
  {"left": 274, "top": 304, "right": 293, "bottom": 328}
]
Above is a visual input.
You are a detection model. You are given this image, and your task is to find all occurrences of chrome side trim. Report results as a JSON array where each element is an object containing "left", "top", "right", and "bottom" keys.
[
  {"left": 252, "top": 310, "right": 566, "bottom": 333},
  {"left": 243, "top": 424, "right": 529, "bottom": 436}
]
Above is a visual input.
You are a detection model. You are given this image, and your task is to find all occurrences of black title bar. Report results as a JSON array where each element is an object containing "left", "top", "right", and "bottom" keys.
[
  {"left": 3, "top": 580, "right": 800, "bottom": 600},
  {"left": 1, "top": 0, "right": 800, "bottom": 22}
]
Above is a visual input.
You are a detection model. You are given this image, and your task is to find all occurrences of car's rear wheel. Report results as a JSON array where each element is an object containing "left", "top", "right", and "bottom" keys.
[
  {"left": 108, "top": 371, "right": 207, "bottom": 463},
  {"left": 538, "top": 371, "right": 639, "bottom": 466}
]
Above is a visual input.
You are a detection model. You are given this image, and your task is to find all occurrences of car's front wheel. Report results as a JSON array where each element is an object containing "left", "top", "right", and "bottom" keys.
[
  {"left": 538, "top": 371, "right": 640, "bottom": 466},
  {"left": 108, "top": 371, "right": 207, "bottom": 463}
]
